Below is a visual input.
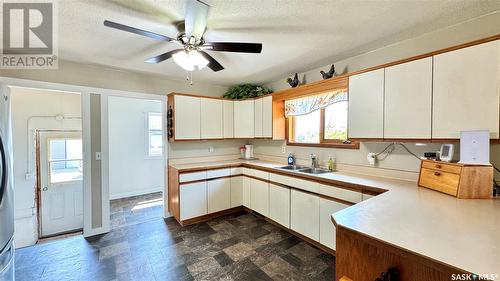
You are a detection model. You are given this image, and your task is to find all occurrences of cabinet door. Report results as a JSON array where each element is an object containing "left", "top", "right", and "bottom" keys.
[
  {"left": 291, "top": 189, "right": 320, "bottom": 241},
  {"left": 242, "top": 176, "right": 251, "bottom": 208},
  {"left": 254, "top": 98, "right": 263, "bottom": 137},
  {"left": 319, "top": 198, "right": 349, "bottom": 250},
  {"left": 433, "top": 40, "right": 500, "bottom": 139},
  {"left": 234, "top": 100, "right": 255, "bottom": 138},
  {"left": 180, "top": 181, "right": 207, "bottom": 220},
  {"left": 201, "top": 98, "right": 223, "bottom": 139},
  {"left": 230, "top": 176, "right": 243, "bottom": 207},
  {"left": 262, "top": 96, "right": 273, "bottom": 137},
  {"left": 250, "top": 178, "right": 269, "bottom": 216},
  {"left": 348, "top": 69, "right": 385, "bottom": 139},
  {"left": 269, "top": 183, "right": 290, "bottom": 228},
  {"left": 223, "top": 100, "right": 234, "bottom": 138},
  {"left": 208, "top": 178, "right": 231, "bottom": 213},
  {"left": 384, "top": 57, "right": 432, "bottom": 139},
  {"left": 174, "top": 95, "right": 200, "bottom": 140}
]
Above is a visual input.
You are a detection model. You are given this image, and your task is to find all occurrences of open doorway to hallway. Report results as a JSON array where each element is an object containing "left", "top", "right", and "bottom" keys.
[{"left": 107, "top": 96, "right": 165, "bottom": 229}]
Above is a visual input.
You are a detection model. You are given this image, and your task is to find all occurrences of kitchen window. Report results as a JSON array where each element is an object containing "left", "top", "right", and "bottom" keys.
[
  {"left": 286, "top": 90, "right": 358, "bottom": 149},
  {"left": 147, "top": 112, "right": 163, "bottom": 157}
]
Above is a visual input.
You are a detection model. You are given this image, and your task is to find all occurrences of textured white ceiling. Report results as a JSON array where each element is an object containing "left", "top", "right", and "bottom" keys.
[{"left": 57, "top": 0, "right": 500, "bottom": 86}]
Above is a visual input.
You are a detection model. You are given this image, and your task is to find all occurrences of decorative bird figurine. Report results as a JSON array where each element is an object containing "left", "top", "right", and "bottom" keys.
[
  {"left": 320, "top": 64, "right": 335, "bottom": 79},
  {"left": 287, "top": 73, "right": 300, "bottom": 88}
]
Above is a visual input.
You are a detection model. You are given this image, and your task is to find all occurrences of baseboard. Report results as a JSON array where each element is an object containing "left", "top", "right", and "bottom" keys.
[{"left": 109, "top": 187, "right": 164, "bottom": 200}]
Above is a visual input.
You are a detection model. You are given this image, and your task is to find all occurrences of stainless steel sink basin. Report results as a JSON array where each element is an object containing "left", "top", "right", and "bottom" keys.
[
  {"left": 298, "top": 168, "right": 331, "bottom": 174},
  {"left": 277, "top": 165, "right": 308, "bottom": 171}
]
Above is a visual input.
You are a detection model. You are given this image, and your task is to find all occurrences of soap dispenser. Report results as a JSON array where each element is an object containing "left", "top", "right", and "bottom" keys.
[{"left": 287, "top": 153, "right": 296, "bottom": 166}]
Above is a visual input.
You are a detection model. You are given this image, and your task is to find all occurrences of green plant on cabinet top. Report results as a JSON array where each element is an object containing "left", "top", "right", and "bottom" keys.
[{"left": 223, "top": 84, "right": 273, "bottom": 99}]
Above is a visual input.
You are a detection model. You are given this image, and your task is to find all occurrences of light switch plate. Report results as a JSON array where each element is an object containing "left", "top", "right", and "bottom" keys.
[{"left": 95, "top": 152, "right": 102, "bottom": 161}]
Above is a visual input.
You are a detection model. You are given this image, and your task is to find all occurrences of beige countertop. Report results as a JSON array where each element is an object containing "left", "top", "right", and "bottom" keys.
[{"left": 169, "top": 159, "right": 500, "bottom": 275}]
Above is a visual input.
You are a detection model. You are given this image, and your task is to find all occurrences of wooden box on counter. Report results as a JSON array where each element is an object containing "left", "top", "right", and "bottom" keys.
[{"left": 418, "top": 160, "right": 493, "bottom": 199}]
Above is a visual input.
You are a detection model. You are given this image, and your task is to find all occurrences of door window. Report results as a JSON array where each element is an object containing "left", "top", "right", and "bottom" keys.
[{"left": 48, "top": 139, "right": 83, "bottom": 183}]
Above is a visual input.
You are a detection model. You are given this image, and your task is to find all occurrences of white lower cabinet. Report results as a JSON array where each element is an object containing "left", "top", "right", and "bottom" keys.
[
  {"left": 269, "top": 184, "right": 290, "bottom": 228},
  {"left": 230, "top": 176, "right": 243, "bottom": 207},
  {"left": 180, "top": 181, "right": 207, "bottom": 220},
  {"left": 291, "top": 189, "right": 320, "bottom": 241},
  {"left": 319, "top": 198, "right": 350, "bottom": 250},
  {"left": 250, "top": 178, "right": 269, "bottom": 216},
  {"left": 207, "top": 178, "right": 231, "bottom": 214},
  {"left": 242, "top": 176, "right": 251, "bottom": 208}
]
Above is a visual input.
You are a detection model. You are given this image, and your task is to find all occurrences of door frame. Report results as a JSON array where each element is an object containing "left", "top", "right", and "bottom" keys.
[
  {"left": 1, "top": 77, "right": 168, "bottom": 238},
  {"left": 35, "top": 129, "right": 83, "bottom": 239}
]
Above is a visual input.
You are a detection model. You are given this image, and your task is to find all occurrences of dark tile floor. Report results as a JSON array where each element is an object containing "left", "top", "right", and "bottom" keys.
[
  {"left": 15, "top": 212, "right": 335, "bottom": 281},
  {"left": 110, "top": 192, "right": 164, "bottom": 229}
]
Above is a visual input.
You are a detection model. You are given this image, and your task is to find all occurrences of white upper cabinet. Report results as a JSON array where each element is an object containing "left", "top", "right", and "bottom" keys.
[
  {"left": 262, "top": 96, "right": 273, "bottom": 138},
  {"left": 254, "top": 98, "right": 263, "bottom": 137},
  {"left": 234, "top": 100, "right": 255, "bottom": 138},
  {"left": 384, "top": 57, "right": 433, "bottom": 139},
  {"left": 432, "top": 40, "right": 500, "bottom": 139},
  {"left": 348, "top": 69, "right": 385, "bottom": 139},
  {"left": 174, "top": 95, "right": 200, "bottom": 140},
  {"left": 223, "top": 100, "right": 234, "bottom": 138},
  {"left": 201, "top": 98, "right": 223, "bottom": 139}
]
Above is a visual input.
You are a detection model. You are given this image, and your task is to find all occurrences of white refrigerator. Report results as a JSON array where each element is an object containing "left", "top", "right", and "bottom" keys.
[{"left": 0, "top": 85, "right": 14, "bottom": 281}]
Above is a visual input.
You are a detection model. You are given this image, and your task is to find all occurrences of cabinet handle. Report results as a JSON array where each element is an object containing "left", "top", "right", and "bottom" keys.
[
  {"left": 434, "top": 172, "right": 441, "bottom": 176},
  {"left": 435, "top": 164, "right": 442, "bottom": 169}
]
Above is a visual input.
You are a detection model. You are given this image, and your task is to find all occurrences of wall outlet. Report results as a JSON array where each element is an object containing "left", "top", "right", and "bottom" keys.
[
  {"left": 208, "top": 146, "right": 214, "bottom": 153},
  {"left": 367, "top": 153, "right": 376, "bottom": 166},
  {"left": 95, "top": 152, "right": 102, "bottom": 161},
  {"left": 281, "top": 145, "right": 286, "bottom": 154}
]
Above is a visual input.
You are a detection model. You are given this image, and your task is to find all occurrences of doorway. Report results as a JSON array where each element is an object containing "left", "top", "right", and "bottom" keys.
[
  {"left": 107, "top": 96, "right": 165, "bottom": 229},
  {"left": 38, "top": 131, "right": 83, "bottom": 237}
]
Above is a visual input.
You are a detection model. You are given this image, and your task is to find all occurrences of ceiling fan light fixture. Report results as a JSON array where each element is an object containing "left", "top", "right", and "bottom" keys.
[{"left": 172, "top": 49, "right": 208, "bottom": 71}]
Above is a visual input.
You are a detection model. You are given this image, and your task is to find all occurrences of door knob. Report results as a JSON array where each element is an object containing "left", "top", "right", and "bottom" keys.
[{"left": 42, "top": 187, "right": 48, "bottom": 191}]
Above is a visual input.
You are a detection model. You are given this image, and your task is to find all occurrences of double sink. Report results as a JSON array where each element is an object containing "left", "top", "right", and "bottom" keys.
[{"left": 276, "top": 165, "right": 331, "bottom": 174}]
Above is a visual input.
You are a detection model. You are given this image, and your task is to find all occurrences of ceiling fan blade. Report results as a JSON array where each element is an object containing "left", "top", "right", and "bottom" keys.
[
  {"left": 184, "top": 0, "right": 209, "bottom": 40},
  {"left": 104, "top": 20, "right": 175, "bottom": 42},
  {"left": 203, "top": 42, "right": 262, "bottom": 53},
  {"left": 199, "top": 51, "right": 224, "bottom": 72},
  {"left": 145, "top": 49, "right": 180, "bottom": 64}
]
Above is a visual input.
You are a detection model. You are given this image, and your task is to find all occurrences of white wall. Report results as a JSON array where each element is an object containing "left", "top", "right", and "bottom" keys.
[
  {"left": 108, "top": 96, "right": 164, "bottom": 199},
  {"left": 260, "top": 11, "right": 500, "bottom": 180},
  {"left": 10, "top": 87, "right": 81, "bottom": 248}
]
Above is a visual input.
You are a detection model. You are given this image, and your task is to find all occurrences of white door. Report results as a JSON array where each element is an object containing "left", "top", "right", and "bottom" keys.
[
  {"left": 40, "top": 131, "right": 83, "bottom": 237},
  {"left": 254, "top": 98, "right": 263, "bottom": 137},
  {"left": 234, "top": 100, "right": 255, "bottom": 138},
  {"left": 269, "top": 183, "right": 290, "bottom": 228},
  {"left": 250, "top": 178, "right": 269, "bottom": 216},
  {"left": 384, "top": 57, "right": 433, "bottom": 139},
  {"left": 262, "top": 96, "right": 273, "bottom": 138},
  {"left": 290, "top": 189, "right": 320, "bottom": 241},
  {"left": 207, "top": 178, "right": 230, "bottom": 213},
  {"left": 180, "top": 181, "right": 207, "bottom": 220},
  {"left": 348, "top": 69, "right": 385, "bottom": 139},
  {"left": 174, "top": 95, "right": 201, "bottom": 140},
  {"left": 201, "top": 98, "right": 223, "bottom": 139},
  {"left": 319, "top": 198, "right": 350, "bottom": 250},
  {"left": 223, "top": 100, "right": 234, "bottom": 138}
]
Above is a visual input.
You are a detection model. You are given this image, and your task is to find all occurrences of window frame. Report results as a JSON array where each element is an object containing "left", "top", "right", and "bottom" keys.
[
  {"left": 286, "top": 100, "right": 359, "bottom": 149},
  {"left": 146, "top": 112, "right": 164, "bottom": 158}
]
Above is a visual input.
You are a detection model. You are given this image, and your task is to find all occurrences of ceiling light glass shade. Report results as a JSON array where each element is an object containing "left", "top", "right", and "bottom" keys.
[{"left": 172, "top": 50, "right": 209, "bottom": 71}]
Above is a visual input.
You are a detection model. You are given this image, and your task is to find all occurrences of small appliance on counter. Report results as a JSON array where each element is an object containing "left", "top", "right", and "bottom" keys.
[
  {"left": 240, "top": 145, "right": 257, "bottom": 160},
  {"left": 438, "top": 144, "right": 454, "bottom": 162}
]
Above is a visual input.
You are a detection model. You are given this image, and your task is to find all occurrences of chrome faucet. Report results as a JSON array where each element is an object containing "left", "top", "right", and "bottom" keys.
[{"left": 310, "top": 154, "right": 319, "bottom": 169}]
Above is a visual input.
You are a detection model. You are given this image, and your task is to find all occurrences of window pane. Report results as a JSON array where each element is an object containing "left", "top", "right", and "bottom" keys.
[
  {"left": 324, "top": 101, "right": 348, "bottom": 140},
  {"left": 148, "top": 113, "right": 163, "bottom": 131},
  {"left": 149, "top": 132, "right": 163, "bottom": 156},
  {"left": 49, "top": 138, "right": 83, "bottom": 183},
  {"left": 293, "top": 110, "right": 320, "bottom": 143}
]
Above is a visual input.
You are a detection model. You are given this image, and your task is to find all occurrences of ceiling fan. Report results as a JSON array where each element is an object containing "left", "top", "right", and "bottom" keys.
[{"left": 103, "top": 0, "right": 263, "bottom": 72}]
